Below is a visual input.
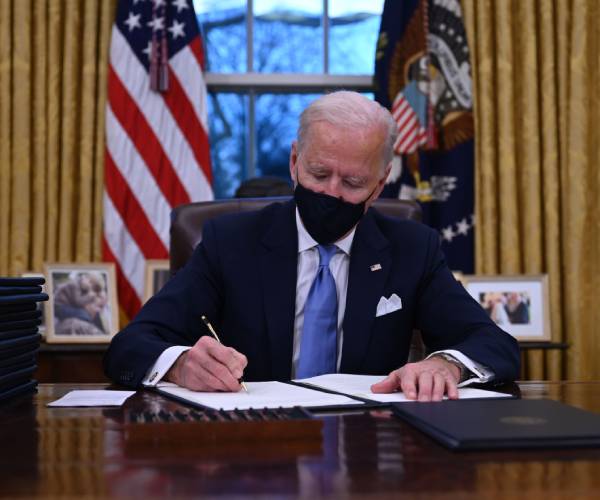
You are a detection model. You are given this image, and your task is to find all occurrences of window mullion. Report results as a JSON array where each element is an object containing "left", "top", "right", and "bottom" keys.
[
  {"left": 248, "top": 90, "right": 256, "bottom": 179},
  {"left": 247, "top": 0, "right": 254, "bottom": 73},
  {"left": 247, "top": 0, "right": 254, "bottom": 180},
  {"left": 323, "top": 0, "right": 329, "bottom": 74}
]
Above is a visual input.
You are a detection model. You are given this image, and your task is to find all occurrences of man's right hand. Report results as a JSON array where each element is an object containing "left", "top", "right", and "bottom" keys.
[{"left": 165, "top": 336, "right": 247, "bottom": 391}]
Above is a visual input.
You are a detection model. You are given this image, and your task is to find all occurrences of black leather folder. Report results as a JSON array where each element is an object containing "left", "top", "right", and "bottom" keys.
[
  {"left": 392, "top": 398, "right": 600, "bottom": 450},
  {"left": 0, "top": 349, "right": 37, "bottom": 369},
  {"left": 0, "top": 328, "right": 39, "bottom": 341},
  {"left": 0, "top": 277, "right": 44, "bottom": 287},
  {"left": 0, "top": 286, "right": 42, "bottom": 296},
  {"left": 0, "top": 319, "right": 41, "bottom": 332},
  {"left": 0, "top": 359, "right": 36, "bottom": 377},
  {"left": 0, "top": 293, "right": 49, "bottom": 305},
  {"left": 0, "top": 334, "right": 42, "bottom": 361},
  {"left": 0, "top": 379, "right": 37, "bottom": 403},
  {"left": 0, "top": 365, "right": 36, "bottom": 391},
  {"left": 0, "top": 309, "right": 42, "bottom": 322},
  {"left": 0, "top": 303, "right": 37, "bottom": 314}
]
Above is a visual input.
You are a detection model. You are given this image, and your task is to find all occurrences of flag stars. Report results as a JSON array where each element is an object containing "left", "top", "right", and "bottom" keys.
[
  {"left": 441, "top": 214, "right": 474, "bottom": 243},
  {"left": 124, "top": 12, "right": 141, "bottom": 31},
  {"left": 442, "top": 226, "right": 456, "bottom": 242},
  {"left": 147, "top": 16, "right": 165, "bottom": 31},
  {"left": 173, "top": 0, "right": 189, "bottom": 12},
  {"left": 168, "top": 20, "right": 186, "bottom": 39},
  {"left": 142, "top": 41, "right": 152, "bottom": 60},
  {"left": 153, "top": 0, "right": 166, "bottom": 7},
  {"left": 456, "top": 218, "right": 470, "bottom": 235}
]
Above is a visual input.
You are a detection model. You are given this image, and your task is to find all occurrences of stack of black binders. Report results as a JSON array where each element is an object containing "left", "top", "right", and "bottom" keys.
[{"left": 0, "top": 276, "right": 48, "bottom": 402}]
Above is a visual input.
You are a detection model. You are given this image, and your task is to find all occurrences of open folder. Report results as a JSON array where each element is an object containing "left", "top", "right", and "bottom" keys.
[{"left": 154, "top": 373, "right": 511, "bottom": 411}]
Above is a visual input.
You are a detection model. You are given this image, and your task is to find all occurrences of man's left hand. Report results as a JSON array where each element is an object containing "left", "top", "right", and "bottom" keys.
[{"left": 370, "top": 357, "right": 461, "bottom": 401}]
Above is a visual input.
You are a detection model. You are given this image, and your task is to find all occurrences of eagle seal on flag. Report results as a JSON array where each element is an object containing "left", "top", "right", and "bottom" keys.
[{"left": 375, "top": 0, "right": 476, "bottom": 272}]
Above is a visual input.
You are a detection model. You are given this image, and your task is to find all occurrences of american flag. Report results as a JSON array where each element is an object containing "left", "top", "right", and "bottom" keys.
[{"left": 103, "top": 0, "right": 213, "bottom": 321}]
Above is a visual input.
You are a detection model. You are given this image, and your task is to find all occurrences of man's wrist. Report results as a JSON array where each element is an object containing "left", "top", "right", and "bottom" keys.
[
  {"left": 166, "top": 351, "right": 187, "bottom": 385},
  {"left": 432, "top": 353, "right": 467, "bottom": 383}
]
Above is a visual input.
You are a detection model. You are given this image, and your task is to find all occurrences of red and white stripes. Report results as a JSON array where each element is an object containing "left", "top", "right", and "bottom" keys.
[
  {"left": 103, "top": 22, "right": 212, "bottom": 321},
  {"left": 391, "top": 93, "right": 427, "bottom": 155}
]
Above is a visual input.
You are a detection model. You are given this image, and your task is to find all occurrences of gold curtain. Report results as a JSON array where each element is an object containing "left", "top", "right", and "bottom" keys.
[
  {"left": 462, "top": 0, "right": 600, "bottom": 380},
  {"left": 0, "top": 0, "right": 116, "bottom": 276}
]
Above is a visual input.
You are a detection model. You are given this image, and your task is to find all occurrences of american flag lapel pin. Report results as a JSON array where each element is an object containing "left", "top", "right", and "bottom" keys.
[{"left": 370, "top": 263, "right": 382, "bottom": 272}]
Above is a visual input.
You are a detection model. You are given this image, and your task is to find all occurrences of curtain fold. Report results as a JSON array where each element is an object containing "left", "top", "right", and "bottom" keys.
[
  {"left": 0, "top": 0, "right": 116, "bottom": 276},
  {"left": 463, "top": 0, "right": 600, "bottom": 380}
]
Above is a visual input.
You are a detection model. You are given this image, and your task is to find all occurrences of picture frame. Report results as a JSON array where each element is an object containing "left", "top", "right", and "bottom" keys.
[
  {"left": 143, "top": 259, "right": 170, "bottom": 303},
  {"left": 463, "top": 274, "right": 551, "bottom": 342},
  {"left": 44, "top": 263, "right": 119, "bottom": 344},
  {"left": 452, "top": 271, "right": 466, "bottom": 285},
  {"left": 21, "top": 272, "right": 47, "bottom": 337}
]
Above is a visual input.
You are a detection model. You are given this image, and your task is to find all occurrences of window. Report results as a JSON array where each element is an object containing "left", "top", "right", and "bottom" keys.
[{"left": 194, "top": 0, "right": 384, "bottom": 198}]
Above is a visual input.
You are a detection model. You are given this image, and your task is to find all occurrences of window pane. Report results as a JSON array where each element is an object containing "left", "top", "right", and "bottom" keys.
[
  {"left": 253, "top": 0, "right": 323, "bottom": 73},
  {"left": 195, "top": 0, "right": 247, "bottom": 72},
  {"left": 207, "top": 93, "right": 248, "bottom": 198},
  {"left": 254, "top": 93, "right": 321, "bottom": 179},
  {"left": 329, "top": 0, "right": 384, "bottom": 75}
]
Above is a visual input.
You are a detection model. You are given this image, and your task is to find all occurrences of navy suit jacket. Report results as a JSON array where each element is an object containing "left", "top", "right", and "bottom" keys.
[{"left": 104, "top": 200, "right": 520, "bottom": 387}]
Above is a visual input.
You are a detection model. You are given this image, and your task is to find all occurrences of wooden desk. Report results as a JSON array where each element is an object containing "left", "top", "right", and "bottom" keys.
[{"left": 2, "top": 381, "right": 600, "bottom": 498}]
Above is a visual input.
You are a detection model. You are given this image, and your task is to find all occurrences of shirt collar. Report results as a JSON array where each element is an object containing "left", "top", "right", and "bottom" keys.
[{"left": 295, "top": 208, "right": 355, "bottom": 256}]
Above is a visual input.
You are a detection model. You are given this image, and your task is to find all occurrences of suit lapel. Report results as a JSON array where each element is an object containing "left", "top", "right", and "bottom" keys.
[
  {"left": 340, "top": 209, "right": 391, "bottom": 373},
  {"left": 259, "top": 200, "right": 298, "bottom": 380}
]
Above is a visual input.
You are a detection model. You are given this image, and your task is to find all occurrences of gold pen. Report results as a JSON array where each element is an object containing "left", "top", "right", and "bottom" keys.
[{"left": 201, "top": 315, "right": 248, "bottom": 392}]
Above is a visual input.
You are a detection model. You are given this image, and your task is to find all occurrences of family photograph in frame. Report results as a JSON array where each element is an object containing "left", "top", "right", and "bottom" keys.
[
  {"left": 44, "top": 263, "right": 119, "bottom": 343},
  {"left": 143, "top": 259, "right": 170, "bottom": 303},
  {"left": 464, "top": 274, "right": 551, "bottom": 342}
]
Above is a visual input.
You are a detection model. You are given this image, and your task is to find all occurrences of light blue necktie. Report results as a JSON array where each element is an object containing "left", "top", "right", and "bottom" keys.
[{"left": 297, "top": 244, "right": 338, "bottom": 378}]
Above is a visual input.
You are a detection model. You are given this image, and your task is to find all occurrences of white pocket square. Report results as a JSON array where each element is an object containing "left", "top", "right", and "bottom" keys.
[{"left": 376, "top": 293, "right": 403, "bottom": 317}]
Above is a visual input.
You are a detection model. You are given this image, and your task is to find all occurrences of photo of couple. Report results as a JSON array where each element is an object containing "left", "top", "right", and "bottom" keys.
[{"left": 479, "top": 292, "right": 530, "bottom": 326}]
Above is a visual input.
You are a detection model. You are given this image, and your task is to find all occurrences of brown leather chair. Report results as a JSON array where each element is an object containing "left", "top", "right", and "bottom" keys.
[
  {"left": 169, "top": 197, "right": 422, "bottom": 273},
  {"left": 169, "top": 196, "right": 426, "bottom": 361}
]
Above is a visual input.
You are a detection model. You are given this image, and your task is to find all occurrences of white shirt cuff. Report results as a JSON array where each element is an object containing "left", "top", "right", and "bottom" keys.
[
  {"left": 427, "top": 349, "right": 495, "bottom": 388},
  {"left": 142, "top": 345, "right": 191, "bottom": 386}
]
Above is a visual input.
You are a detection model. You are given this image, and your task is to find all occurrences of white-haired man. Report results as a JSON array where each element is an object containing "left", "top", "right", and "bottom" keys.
[{"left": 105, "top": 91, "right": 519, "bottom": 401}]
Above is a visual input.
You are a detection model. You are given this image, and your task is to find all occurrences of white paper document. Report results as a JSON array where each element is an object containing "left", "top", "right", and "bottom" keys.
[
  {"left": 156, "top": 381, "right": 363, "bottom": 411},
  {"left": 296, "top": 373, "right": 513, "bottom": 403},
  {"left": 47, "top": 390, "right": 136, "bottom": 407}
]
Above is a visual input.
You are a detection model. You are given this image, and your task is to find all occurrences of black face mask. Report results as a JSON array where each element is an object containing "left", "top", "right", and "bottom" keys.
[{"left": 294, "top": 174, "right": 377, "bottom": 245}]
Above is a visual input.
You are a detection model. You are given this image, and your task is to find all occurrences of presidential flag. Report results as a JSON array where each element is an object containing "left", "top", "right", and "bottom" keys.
[
  {"left": 103, "top": 0, "right": 213, "bottom": 320},
  {"left": 375, "top": 0, "right": 475, "bottom": 272}
]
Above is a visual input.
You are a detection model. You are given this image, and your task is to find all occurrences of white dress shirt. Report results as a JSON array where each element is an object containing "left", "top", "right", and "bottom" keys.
[{"left": 142, "top": 208, "right": 494, "bottom": 386}]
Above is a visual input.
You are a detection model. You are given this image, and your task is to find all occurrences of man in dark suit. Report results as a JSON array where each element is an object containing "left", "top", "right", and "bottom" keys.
[{"left": 104, "top": 91, "right": 519, "bottom": 401}]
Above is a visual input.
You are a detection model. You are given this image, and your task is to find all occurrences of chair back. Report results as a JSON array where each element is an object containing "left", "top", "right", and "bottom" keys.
[{"left": 169, "top": 197, "right": 422, "bottom": 274}]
